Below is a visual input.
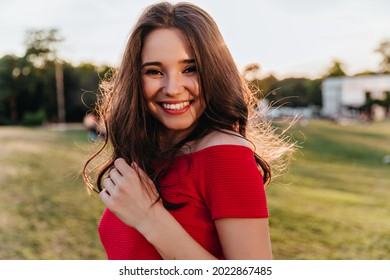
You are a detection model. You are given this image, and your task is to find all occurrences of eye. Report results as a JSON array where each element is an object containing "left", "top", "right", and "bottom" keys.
[
  {"left": 144, "top": 69, "right": 163, "bottom": 75},
  {"left": 183, "top": 66, "right": 197, "bottom": 74}
]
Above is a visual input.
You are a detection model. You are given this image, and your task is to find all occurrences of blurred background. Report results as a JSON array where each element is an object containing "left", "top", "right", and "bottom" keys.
[{"left": 0, "top": 0, "right": 389, "bottom": 259}]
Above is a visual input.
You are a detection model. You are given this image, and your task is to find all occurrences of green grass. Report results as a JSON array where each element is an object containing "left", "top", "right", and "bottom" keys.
[
  {"left": 268, "top": 119, "right": 390, "bottom": 259},
  {"left": 0, "top": 120, "right": 389, "bottom": 259},
  {"left": 0, "top": 126, "right": 105, "bottom": 259}
]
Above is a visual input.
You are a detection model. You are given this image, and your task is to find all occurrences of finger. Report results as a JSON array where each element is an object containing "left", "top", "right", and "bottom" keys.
[
  {"left": 109, "top": 168, "right": 122, "bottom": 183},
  {"left": 103, "top": 177, "right": 116, "bottom": 195},
  {"left": 114, "top": 158, "right": 130, "bottom": 170},
  {"left": 99, "top": 189, "right": 112, "bottom": 206},
  {"left": 99, "top": 188, "right": 109, "bottom": 199},
  {"left": 131, "top": 162, "right": 148, "bottom": 181},
  {"left": 130, "top": 161, "right": 137, "bottom": 169},
  {"left": 131, "top": 162, "right": 158, "bottom": 197},
  {"left": 114, "top": 158, "right": 134, "bottom": 176}
]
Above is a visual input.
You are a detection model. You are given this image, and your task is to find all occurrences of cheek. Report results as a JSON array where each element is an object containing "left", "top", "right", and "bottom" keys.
[
  {"left": 142, "top": 78, "right": 156, "bottom": 101},
  {"left": 141, "top": 80, "right": 159, "bottom": 115},
  {"left": 144, "top": 100, "right": 159, "bottom": 120},
  {"left": 190, "top": 78, "right": 204, "bottom": 107},
  {"left": 188, "top": 77, "right": 200, "bottom": 97}
]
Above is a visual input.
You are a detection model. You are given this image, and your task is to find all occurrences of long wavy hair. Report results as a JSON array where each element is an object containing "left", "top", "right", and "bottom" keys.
[{"left": 83, "top": 2, "right": 295, "bottom": 208}]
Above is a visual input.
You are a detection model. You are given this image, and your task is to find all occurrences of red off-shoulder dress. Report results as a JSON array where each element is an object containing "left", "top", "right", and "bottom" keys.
[{"left": 98, "top": 145, "right": 269, "bottom": 259}]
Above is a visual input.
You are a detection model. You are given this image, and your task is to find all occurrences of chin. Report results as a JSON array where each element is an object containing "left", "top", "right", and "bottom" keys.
[
  {"left": 162, "top": 120, "right": 197, "bottom": 133},
  {"left": 165, "top": 124, "right": 194, "bottom": 131}
]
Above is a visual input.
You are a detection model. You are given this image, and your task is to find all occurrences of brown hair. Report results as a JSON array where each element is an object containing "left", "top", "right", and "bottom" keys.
[{"left": 83, "top": 2, "right": 295, "bottom": 205}]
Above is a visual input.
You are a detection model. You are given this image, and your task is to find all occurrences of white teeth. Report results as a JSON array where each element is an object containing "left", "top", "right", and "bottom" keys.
[{"left": 161, "top": 101, "right": 190, "bottom": 110}]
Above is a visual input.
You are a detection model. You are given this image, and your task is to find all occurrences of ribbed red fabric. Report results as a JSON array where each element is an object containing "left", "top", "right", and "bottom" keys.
[{"left": 98, "top": 145, "right": 269, "bottom": 259}]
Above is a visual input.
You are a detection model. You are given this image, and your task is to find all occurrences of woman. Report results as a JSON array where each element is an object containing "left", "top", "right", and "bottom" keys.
[{"left": 83, "top": 2, "right": 294, "bottom": 260}]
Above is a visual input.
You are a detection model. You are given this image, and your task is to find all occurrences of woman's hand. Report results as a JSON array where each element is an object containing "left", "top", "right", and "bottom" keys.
[{"left": 99, "top": 158, "right": 162, "bottom": 235}]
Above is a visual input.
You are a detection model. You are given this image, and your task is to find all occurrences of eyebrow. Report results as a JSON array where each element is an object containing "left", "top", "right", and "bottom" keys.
[{"left": 141, "top": 59, "right": 196, "bottom": 68}]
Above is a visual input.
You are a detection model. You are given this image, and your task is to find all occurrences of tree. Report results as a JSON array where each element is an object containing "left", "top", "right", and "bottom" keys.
[
  {"left": 354, "top": 70, "right": 378, "bottom": 76},
  {"left": 324, "top": 60, "right": 347, "bottom": 77},
  {"left": 24, "top": 29, "right": 63, "bottom": 68},
  {"left": 305, "top": 79, "right": 322, "bottom": 106},
  {"left": 0, "top": 53, "right": 56, "bottom": 125},
  {"left": 63, "top": 63, "right": 111, "bottom": 122},
  {"left": 0, "top": 55, "right": 20, "bottom": 123},
  {"left": 0, "top": 28, "right": 114, "bottom": 125},
  {"left": 261, "top": 78, "right": 303, "bottom": 107},
  {"left": 24, "top": 29, "right": 66, "bottom": 123},
  {"left": 249, "top": 74, "right": 278, "bottom": 101},
  {"left": 243, "top": 63, "right": 261, "bottom": 81},
  {"left": 375, "top": 40, "right": 390, "bottom": 73}
]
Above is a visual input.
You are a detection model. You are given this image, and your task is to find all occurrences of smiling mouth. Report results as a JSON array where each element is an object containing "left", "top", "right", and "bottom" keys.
[{"left": 160, "top": 101, "right": 191, "bottom": 111}]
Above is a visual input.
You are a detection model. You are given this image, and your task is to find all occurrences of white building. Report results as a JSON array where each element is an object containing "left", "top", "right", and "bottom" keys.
[{"left": 322, "top": 75, "right": 390, "bottom": 119}]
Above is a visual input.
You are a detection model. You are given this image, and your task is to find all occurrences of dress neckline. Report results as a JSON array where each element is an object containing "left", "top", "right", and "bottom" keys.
[{"left": 174, "top": 144, "right": 253, "bottom": 159}]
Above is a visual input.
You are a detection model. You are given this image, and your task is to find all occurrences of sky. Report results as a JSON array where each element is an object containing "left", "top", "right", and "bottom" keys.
[{"left": 0, "top": 0, "right": 389, "bottom": 79}]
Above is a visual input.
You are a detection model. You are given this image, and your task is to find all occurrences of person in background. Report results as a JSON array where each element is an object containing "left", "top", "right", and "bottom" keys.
[
  {"left": 83, "top": 113, "right": 105, "bottom": 141},
  {"left": 83, "top": 1, "right": 295, "bottom": 260}
]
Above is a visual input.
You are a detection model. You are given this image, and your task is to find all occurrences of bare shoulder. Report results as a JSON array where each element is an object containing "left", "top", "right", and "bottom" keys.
[{"left": 193, "top": 129, "right": 253, "bottom": 152}]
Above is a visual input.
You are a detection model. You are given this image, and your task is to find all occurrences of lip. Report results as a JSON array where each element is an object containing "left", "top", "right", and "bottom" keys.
[
  {"left": 158, "top": 100, "right": 192, "bottom": 104},
  {"left": 158, "top": 100, "right": 192, "bottom": 115}
]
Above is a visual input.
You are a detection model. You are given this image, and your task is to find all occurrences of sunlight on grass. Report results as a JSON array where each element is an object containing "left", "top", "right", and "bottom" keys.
[{"left": 268, "top": 119, "right": 390, "bottom": 259}]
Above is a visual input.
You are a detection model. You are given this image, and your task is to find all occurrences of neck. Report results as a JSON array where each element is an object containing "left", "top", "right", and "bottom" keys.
[
  {"left": 159, "top": 129, "right": 190, "bottom": 151},
  {"left": 158, "top": 119, "right": 205, "bottom": 152}
]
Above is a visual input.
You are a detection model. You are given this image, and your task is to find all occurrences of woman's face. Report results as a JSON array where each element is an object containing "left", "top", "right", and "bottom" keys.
[{"left": 141, "top": 28, "right": 205, "bottom": 142}]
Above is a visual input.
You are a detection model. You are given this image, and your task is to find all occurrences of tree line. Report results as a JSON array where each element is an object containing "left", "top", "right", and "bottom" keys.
[
  {"left": 1, "top": 29, "right": 389, "bottom": 125},
  {"left": 0, "top": 29, "right": 110, "bottom": 125}
]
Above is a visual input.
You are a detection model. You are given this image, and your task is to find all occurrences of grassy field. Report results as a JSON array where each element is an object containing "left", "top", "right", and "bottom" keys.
[
  {"left": 0, "top": 120, "right": 389, "bottom": 259},
  {"left": 268, "top": 119, "right": 390, "bottom": 259},
  {"left": 0, "top": 126, "right": 106, "bottom": 259}
]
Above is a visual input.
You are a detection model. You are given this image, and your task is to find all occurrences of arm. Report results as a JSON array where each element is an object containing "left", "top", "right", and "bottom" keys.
[
  {"left": 215, "top": 218, "right": 272, "bottom": 259},
  {"left": 138, "top": 202, "right": 218, "bottom": 259},
  {"left": 196, "top": 133, "right": 272, "bottom": 259},
  {"left": 146, "top": 212, "right": 272, "bottom": 260}
]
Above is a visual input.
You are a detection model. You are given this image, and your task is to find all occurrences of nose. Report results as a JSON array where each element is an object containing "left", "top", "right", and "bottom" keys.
[{"left": 164, "top": 72, "right": 183, "bottom": 96}]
